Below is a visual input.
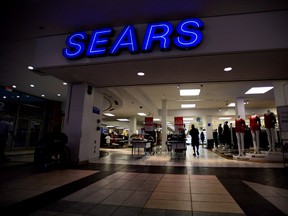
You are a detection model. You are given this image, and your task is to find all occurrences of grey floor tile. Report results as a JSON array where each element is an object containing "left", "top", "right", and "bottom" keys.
[
  {"left": 101, "top": 189, "right": 134, "bottom": 205},
  {"left": 192, "top": 212, "right": 219, "bottom": 216},
  {"left": 122, "top": 191, "right": 152, "bottom": 207},
  {"left": 166, "top": 209, "right": 192, "bottom": 216},
  {"left": 112, "top": 206, "right": 142, "bottom": 216},
  {"left": 139, "top": 208, "right": 167, "bottom": 216},
  {"left": 61, "top": 201, "right": 96, "bottom": 214},
  {"left": 86, "top": 204, "right": 118, "bottom": 216}
]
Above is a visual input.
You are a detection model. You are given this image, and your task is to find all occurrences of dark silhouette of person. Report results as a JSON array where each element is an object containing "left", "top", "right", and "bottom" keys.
[
  {"left": 213, "top": 129, "right": 219, "bottom": 148},
  {"left": 189, "top": 124, "right": 200, "bottom": 156},
  {"left": 223, "top": 121, "right": 231, "bottom": 148},
  {"left": 218, "top": 124, "right": 223, "bottom": 145},
  {"left": 200, "top": 131, "right": 205, "bottom": 144}
]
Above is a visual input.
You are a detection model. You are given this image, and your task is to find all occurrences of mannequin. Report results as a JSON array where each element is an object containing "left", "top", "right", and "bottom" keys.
[
  {"left": 249, "top": 113, "right": 261, "bottom": 154},
  {"left": 235, "top": 116, "right": 246, "bottom": 156},
  {"left": 264, "top": 110, "right": 277, "bottom": 151}
]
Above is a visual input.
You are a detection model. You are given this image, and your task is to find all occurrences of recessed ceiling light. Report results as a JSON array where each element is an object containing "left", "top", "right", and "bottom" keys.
[
  {"left": 117, "top": 119, "right": 130, "bottom": 122},
  {"left": 57, "top": 93, "right": 61, "bottom": 96},
  {"left": 180, "top": 89, "right": 200, "bottom": 96},
  {"left": 137, "top": 72, "right": 145, "bottom": 76},
  {"left": 181, "top": 104, "right": 196, "bottom": 108},
  {"left": 137, "top": 112, "right": 146, "bottom": 116},
  {"left": 104, "top": 113, "right": 115, "bottom": 116},
  {"left": 63, "top": 82, "right": 67, "bottom": 85},
  {"left": 30, "top": 84, "right": 35, "bottom": 87},
  {"left": 224, "top": 67, "right": 232, "bottom": 72},
  {"left": 245, "top": 87, "right": 273, "bottom": 94},
  {"left": 12, "top": 85, "right": 16, "bottom": 88},
  {"left": 41, "top": 94, "right": 45, "bottom": 97},
  {"left": 28, "top": 66, "right": 34, "bottom": 70},
  {"left": 227, "top": 103, "right": 235, "bottom": 107}
]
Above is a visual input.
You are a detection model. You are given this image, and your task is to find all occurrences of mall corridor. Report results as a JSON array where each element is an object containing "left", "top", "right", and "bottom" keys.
[{"left": 0, "top": 146, "right": 288, "bottom": 216}]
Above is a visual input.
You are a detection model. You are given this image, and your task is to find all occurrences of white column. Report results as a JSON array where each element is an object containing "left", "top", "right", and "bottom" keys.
[
  {"left": 129, "top": 117, "right": 137, "bottom": 134},
  {"left": 273, "top": 81, "right": 288, "bottom": 106},
  {"left": 273, "top": 81, "right": 288, "bottom": 140},
  {"left": 64, "top": 83, "right": 102, "bottom": 165},
  {"left": 205, "top": 116, "right": 213, "bottom": 140},
  {"left": 161, "top": 99, "right": 167, "bottom": 151},
  {"left": 236, "top": 97, "right": 245, "bottom": 118}
]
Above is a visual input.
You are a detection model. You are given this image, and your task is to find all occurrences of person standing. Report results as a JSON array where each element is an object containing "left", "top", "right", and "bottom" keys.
[
  {"left": 249, "top": 113, "right": 261, "bottom": 154},
  {"left": 189, "top": 124, "right": 200, "bottom": 156},
  {"left": 218, "top": 124, "right": 223, "bottom": 146},
  {"left": 105, "top": 133, "right": 111, "bottom": 146},
  {"left": 200, "top": 131, "right": 205, "bottom": 144},
  {"left": 264, "top": 110, "right": 277, "bottom": 151},
  {"left": 213, "top": 129, "right": 219, "bottom": 148},
  {"left": 223, "top": 121, "right": 231, "bottom": 148},
  {"left": 235, "top": 116, "right": 246, "bottom": 156},
  {"left": 0, "top": 118, "right": 12, "bottom": 163}
]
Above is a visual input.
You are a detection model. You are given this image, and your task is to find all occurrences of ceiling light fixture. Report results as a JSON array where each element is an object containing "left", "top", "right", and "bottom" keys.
[
  {"left": 137, "top": 72, "right": 145, "bottom": 76},
  {"left": 224, "top": 67, "right": 232, "bottom": 72},
  {"left": 219, "top": 117, "right": 231, "bottom": 120},
  {"left": 180, "top": 89, "right": 200, "bottom": 96},
  {"left": 181, "top": 104, "right": 196, "bottom": 108},
  {"left": 30, "top": 84, "right": 35, "bottom": 87},
  {"left": 227, "top": 103, "right": 235, "bottom": 107},
  {"left": 104, "top": 113, "right": 115, "bottom": 116},
  {"left": 245, "top": 86, "right": 273, "bottom": 94},
  {"left": 137, "top": 112, "right": 146, "bottom": 116},
  {"left": 117, "top": 119, "right": 130, "bottom": 122},
  {"left": 28, "top": 65, "right": 34, "bottom": 70}
]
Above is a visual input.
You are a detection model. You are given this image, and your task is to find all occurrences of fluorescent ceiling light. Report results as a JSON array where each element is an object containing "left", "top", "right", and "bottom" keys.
[
  {"left": 219, "top": 117, "right": 231, "bottom": 120},
  {"left": 137, "top": 112, "right": 146, "bottom": 116},
  {"left": 181, "top": 104, "right": 196, "bottom": 108},
  {"left": 245, "top": 87, "right": 273, "bottom": 94},
  {"left": 117, "top": 119, "right": 129, "bottom": 122},
  {"left": 224, "top": 67, "right": 232, "bottom": 72},
  {"left": 183, "top": 117, "right": 194, "bottom": 121},
  {"left": 227, "top": 103, "right": 235, "bottom": 107},
  {"left": 104, "top": 113, "right": 115, "bottom": 116},
  {"left": 153, "top": 118, "right": 160, "bottom": 121},
  {"left": 137, "top": 72, "right": 145, "bottom": 76},
  {"left": 180, "top": 89, "right": 200, "bottom": 96},
  {"left": 107, "top": 125, "right": 115, "bottom": 128}
]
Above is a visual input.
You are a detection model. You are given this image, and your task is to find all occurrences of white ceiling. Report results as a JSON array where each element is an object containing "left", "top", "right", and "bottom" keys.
[{"left": 1, "top": 0, "right": 288, "bottom": 127}]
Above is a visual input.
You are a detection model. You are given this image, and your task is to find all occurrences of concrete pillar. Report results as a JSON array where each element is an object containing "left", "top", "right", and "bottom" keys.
[
  {"left": 64, "top": 83, "right": 103, "bottom": 165},
  {"left": 236, "top": 97, "right": 245, "bottom": 118},
  {"left": 273, "top": 81, "right": 288, "bottom": 140},
  {"left": 205, "top": 116, "right": 213, "bottom": 140}
]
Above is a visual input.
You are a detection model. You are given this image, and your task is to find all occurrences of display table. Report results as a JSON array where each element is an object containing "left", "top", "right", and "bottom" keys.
[
  {"left": 167, "top": 140, "right": 187, "bottom": 159},
  {"left": 130, "top": 139, "right": 151, "bottom": 158}
]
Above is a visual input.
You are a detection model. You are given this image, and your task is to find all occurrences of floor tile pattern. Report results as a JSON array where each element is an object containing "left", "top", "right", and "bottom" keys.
[{"left": 30, "top": 172, "right": 245, "bottom": 216}]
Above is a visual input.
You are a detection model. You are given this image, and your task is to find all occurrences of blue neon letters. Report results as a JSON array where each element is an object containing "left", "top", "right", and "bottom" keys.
[{"left": 62, "top": 18, "right": 204, "bottom": 59}]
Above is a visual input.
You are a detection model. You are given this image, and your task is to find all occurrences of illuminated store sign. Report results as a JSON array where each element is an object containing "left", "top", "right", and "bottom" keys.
[{"left": 62, "top": 18, "right": 204, "bottom": 60}]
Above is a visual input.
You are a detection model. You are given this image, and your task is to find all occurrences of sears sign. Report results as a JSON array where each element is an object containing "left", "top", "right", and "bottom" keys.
[{"left": 62, "top": 18, "right": 204, "bottom": 60}]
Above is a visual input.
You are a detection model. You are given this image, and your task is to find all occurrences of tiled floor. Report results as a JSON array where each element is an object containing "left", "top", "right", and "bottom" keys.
[{"left": 1, "top": 145, "right": 288, "bottom": 216}]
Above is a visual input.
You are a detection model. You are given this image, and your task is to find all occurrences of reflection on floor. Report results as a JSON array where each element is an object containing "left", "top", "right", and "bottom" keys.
[{"left": 0, "top": 145, "right": 288, "bottom": 216}]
